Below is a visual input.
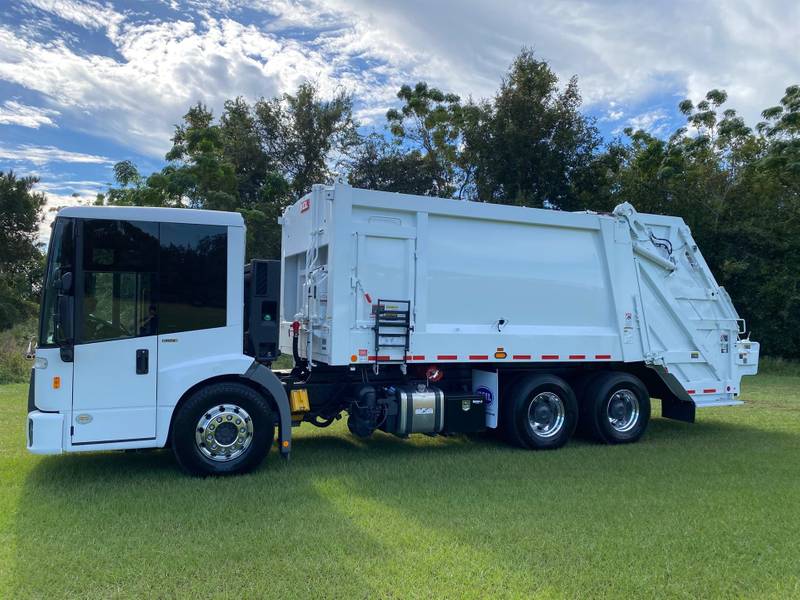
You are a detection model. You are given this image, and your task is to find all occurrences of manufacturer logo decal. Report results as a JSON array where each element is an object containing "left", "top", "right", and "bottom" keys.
[
  {"left": 300, "top": 198, "right": 311, "bottom": 213},
  {"left": 476, "top": 385, "right": 493, "bottom": 406},
  {"left": 75, "top": 414, "right": 93, "bottom": 425}
]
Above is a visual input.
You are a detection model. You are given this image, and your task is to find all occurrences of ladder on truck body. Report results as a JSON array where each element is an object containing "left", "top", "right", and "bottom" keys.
[{"left": 373, "top": 299, "right": 411, "bottom": 368}]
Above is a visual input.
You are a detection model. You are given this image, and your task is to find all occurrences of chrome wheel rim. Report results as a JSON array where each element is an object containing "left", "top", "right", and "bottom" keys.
[
  {"left": 195, "top": 404, "right": 254, "bottom": 462},
  {"left": 607, "top": 389, "right": 640, "bottom": 433},
  {"left": 527, "top": 391, "right": 566, "bottom": 438}
]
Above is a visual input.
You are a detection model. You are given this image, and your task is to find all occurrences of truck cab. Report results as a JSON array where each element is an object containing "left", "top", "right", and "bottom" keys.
[{"left": 27, "top": 206, "right": 290, "bottom": 473}]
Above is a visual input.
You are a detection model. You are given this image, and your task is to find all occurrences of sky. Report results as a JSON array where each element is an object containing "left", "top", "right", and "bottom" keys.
[{"left": 0, "top": 0, "right": 798, "bottom": 241}]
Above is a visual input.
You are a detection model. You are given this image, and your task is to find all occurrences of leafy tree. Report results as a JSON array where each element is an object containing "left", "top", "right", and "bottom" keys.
[
  {"left": 0, "top": 171, "right": 45, "bottom": 329},
  {"left": 463, "top": 50, "right": 603, "bottom": 209},
  {"left": 254, "top": 82, "right": 359, "bottom": 197},
  {"left": 164, "top": 103, "right": 239, "bottom": 211},
  {"left": 219, "top": 97, "right": 272, "bottom": 208},
  {"left": 385, "top": 82, "right": 464, "bottom": 197},
  {"left": 347, "top": 134, "right": 440, "bottom": 195}
]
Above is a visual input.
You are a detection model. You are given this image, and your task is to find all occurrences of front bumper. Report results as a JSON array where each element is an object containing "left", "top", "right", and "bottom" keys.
[{"left": 27, "top": 411, "right": 64, "bottom": 455}]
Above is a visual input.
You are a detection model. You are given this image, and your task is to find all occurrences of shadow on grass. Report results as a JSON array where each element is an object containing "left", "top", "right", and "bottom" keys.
[{"left": 11, "top": 414, "right": 799, "bottom": 597}]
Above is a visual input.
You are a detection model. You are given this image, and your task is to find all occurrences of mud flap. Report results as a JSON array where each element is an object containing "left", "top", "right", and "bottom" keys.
[
  {"left": 661, "top": 396, "right": 695, "bottom": 423},
  {"left": 244, "top": 361, "right": 292, "bottom": 459}
]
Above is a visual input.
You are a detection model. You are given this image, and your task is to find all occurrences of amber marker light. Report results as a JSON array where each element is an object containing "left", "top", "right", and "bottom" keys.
[{"left": 52, "top": 376, "right": 61, "bottom": 389}]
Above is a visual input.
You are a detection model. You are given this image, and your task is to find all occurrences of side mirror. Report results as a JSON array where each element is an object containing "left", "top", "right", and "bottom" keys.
[
  {"left": 55, "top": 271, "right": 73, "bottom": 294},
  {"left": 25, "top": 338, "right": 37, "bottom": 360}
]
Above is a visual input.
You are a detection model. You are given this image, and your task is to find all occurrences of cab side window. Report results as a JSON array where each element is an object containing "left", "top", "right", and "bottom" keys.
[
  {"left": 79, "top": 219, "right": 159, "bottom": 343},
  {"left": 159, "top": 223, "right": 227, "bottom": 334}
]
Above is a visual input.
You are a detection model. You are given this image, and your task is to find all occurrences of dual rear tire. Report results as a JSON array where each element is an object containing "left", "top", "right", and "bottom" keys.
[
  {"left": 579, "top": 372, "right": 651, "bottom": 444},
  {"left": 502, "top": 371, "right": 650, "bottom": 450}
]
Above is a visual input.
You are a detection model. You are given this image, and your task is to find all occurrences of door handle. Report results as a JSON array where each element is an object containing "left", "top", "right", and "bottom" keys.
[{"left": 136, "top": 349, "right": 149, "bottom": 375}]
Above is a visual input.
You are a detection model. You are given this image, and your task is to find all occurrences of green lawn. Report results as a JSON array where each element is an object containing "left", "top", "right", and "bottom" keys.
[{"left": 2, "top": 375, "right": 799, "bottom": 599}]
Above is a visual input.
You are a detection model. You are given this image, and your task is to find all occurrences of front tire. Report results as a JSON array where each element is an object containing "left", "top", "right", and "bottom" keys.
[
  {"left": 503, "top": 374, "right": 578, "bottom": 450},
  {"left": 171, "top": 382, "right": 275, "bottom": 476},
  {"left": 580, "top": 372, "right": 650, "bottom": 444}
]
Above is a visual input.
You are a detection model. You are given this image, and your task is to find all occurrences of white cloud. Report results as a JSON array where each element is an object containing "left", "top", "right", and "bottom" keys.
[
  {"left": 33, "top": 180, "right": 105, "bottom": 243},
  {"left": 0, "top": 100, "right": 59, "bottom": 128},
  {"left": 617, "top": 109, "right": 670, "bottom": 136},
  {"left": 0, "top": 11, "right": 387, "bottom": 156},
  {"left": 0, "top": 143, "right": 113, "bottom": 165},
  {"left": 306, "top": 0, "right": 800, "bottom": 125},
  {"left": 24, "top": 0, "right": 125, "bottom": 35},
  {"left": 601, "top": 109, "right": 625, "bottom": 122},
  {"left": 1, "top": 0, "right": 797, "bottom": 164},
  {"left": 36, "top": 191, "right": 93, "bottom": 244}
]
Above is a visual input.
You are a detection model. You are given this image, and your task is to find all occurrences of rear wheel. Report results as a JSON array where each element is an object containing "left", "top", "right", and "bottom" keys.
[
  {"left": 503, "top": 374, "right": 578, "bottom": 450},
  {"left": 172, "top": 382, "right": 275, "bottom": 476},
  {"left": 580, "top": 372, "right": 650, "bottom": 444}
]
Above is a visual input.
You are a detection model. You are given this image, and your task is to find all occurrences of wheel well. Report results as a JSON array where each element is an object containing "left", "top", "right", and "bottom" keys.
[{"left": 166, "top": 374, "right": 279, "bottom": 447}]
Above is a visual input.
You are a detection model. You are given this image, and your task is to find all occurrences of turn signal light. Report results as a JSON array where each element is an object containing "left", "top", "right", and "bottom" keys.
[
  {"left": 52, "top": 376, "right": 61, "bottom": 389},
  {"left": 494, "top": 348, "right": 507, "bottom": 359}
]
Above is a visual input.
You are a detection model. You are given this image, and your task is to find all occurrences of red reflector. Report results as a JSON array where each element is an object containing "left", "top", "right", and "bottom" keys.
[
  {"left": 437, "top": 355, "right": 457, "bottom": 360},
  {"left": 413, "top": 355, "right": 425, "bottom": 361},
  {"left": 367, "top": 355, "right": 391, "bottom": 362},
  {"left": 542, "top": 355, "right": 559, "bottom": 360},
  {"left": 568, "top": 354, "right": 586, "bottom": 360},
  {"left": 686, "top": 389, "right": 696, "bottom": 394},
  {"left": 512, "top": 354, "right": 531, "bottom": 360},
  {"left": 703, "top": 388, "right": 716, "bottom": 394},
  {"left": 595, "top": 354, "right": 611, "bottom": 360},
  {"left": 469, "top": 355, "right": 488, "bottom": 360}
]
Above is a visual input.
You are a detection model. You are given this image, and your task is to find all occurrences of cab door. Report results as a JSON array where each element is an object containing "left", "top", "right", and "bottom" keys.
[{"left": 71, "top": 219, "right": 159, "bottom": 444}]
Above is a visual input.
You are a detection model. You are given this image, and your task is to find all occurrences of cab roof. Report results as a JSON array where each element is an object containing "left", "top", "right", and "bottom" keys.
[{"left": 58, "top": 205, "right": 244, "bottom": 227}]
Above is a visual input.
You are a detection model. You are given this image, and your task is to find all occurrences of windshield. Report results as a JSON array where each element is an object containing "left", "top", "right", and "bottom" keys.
[{"left": 39, "top": 217, "right": 74, "bottom": 346}]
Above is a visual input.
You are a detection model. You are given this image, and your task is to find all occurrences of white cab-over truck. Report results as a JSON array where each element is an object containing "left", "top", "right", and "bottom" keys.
[{"left": 27, "top": 184, "right": 759, "bottom": 475}]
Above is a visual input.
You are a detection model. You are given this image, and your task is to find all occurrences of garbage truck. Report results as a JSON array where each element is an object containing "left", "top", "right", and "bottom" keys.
[{"left": 26, "top": 184, "right": 759, "bottom": 475}]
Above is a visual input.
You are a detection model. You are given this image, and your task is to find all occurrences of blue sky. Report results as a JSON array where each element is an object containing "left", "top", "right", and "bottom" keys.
[{"left": 0, "top": 0, "right": 797, "bottom": 240}]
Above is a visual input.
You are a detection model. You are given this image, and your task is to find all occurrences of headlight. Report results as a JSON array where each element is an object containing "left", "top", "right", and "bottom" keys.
[{"left": 34, "top": 357, "right": 48, "bottom": 369}]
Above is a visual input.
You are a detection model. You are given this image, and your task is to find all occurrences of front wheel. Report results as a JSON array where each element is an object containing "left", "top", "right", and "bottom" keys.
[
  {"left": 171, "top": 382, "right": 275, "bottom": 476},
  {"left": 503, "top": 374, "right": 578, "bottom": 450}
]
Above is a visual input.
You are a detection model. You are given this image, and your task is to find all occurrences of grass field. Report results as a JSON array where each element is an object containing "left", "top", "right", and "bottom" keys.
[{"left": 2, "top": 374, "right": 799, "bottom": 599}]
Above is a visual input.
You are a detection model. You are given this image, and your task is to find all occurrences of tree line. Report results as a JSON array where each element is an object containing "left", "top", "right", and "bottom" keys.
[{"left": 2, "top": 50, "right": 798, "bottom": 358}]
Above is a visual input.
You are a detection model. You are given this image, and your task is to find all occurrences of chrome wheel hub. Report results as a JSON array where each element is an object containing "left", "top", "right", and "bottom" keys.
[
  {"left": 607, "top": 389, "right": 640, "bottom": 433},
  {"left": 527, "top": 391, "right": 566, "bottom": 438},
  {"left": 195, "top": 404, "right": 254, "bottom": 462}
]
